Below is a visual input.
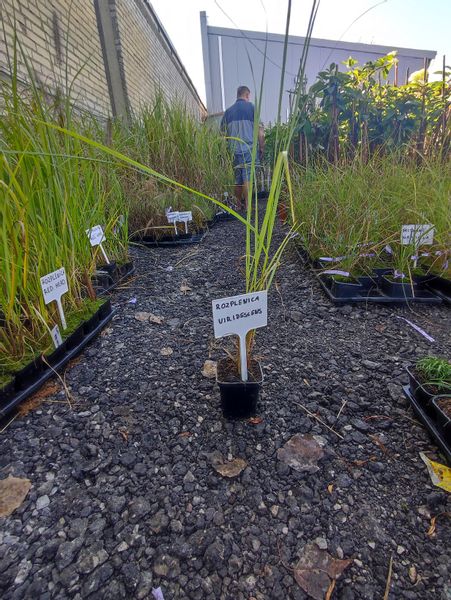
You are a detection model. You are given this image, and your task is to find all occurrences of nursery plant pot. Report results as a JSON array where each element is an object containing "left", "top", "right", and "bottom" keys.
[
  {"left": 98, "top": 262, "right": 117, "bottom": 276},
  {"left": 405, "top": 366, "right": 450, "bottom": 415},
  {"left": 381, "top": 275, "right": 417, "bottom": 298},
  {"left": 46, "top": 343, "right": 68, "bottom": 368},
  {"left": 432, "top": 396, "right": 451, "bottom": 439},
  {"left": 14, "top": 357, "right": 43, "bottom": 391},
  {"left": 98, "top": 299, "right": 112, "bottom": 320},
  {"left": 83, "top": 311, "right": 101, "bottom": 335},
  {"left": 0, "top": 379, "right": 15, "bottom": 403},
  {"left": 65, "top": 327, "right": 85, "bottom": 351},
  {"left": 328, "top": 276, "right": 364, "bottom": 299},
  {"left": 216, "top": 358, "right": 263, "bottom": 420},
  {"left": 357, "top": 275, "right": 379, "bottom": 291}
]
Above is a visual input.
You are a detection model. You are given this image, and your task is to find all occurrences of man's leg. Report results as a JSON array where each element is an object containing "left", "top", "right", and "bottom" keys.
[
  {"left": 234, "top": 183, "right": 243, "bottom": 209},
  {"left": 241, "top": 181, "right": 249, "bottom": 211}
]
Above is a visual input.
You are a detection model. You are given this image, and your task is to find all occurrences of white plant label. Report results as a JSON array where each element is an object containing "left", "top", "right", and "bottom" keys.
[
  {"left": 401, "top": 224, "right": 434, "bottom": 267},
  {"left": 51, "top": 324, "right": 63, "bottom": 349},
  {"left": 401, "top": 224, "right": 434, "bottom": 246},
  {"left": 212, "top": 290, "right": 268, "bottom": 382},
  {"left": 86, "top": 225, "right": 110, "bottom": 264},
  {"left": 40, "top": 267, "right": 69, "bottom": 330},
  {"left": 178, "top": 211, "right": 193, "bottom": 233},
  {"left": 166, "top": 211, "right": 180, "bottom": 234}
]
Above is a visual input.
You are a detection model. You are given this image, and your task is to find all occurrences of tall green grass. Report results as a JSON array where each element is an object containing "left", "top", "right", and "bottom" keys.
[{"left": 291, "top": 154, "right": 450, "bottom": 279}]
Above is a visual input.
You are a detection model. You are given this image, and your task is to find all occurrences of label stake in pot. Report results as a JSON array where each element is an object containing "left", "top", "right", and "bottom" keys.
[
  {"left": 86, "top": 225, "right": 110, "bottom": 264},
  {"left": 211, "top": 291, "right": 268, "bottom": 382},
  {"left": 40, "top": 267, "right": 69, "bottom": 330}
]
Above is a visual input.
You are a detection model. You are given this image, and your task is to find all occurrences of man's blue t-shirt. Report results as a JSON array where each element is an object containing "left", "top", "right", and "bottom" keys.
[{"left": 220, "top": 99, "right": 255, "bottom": 158}]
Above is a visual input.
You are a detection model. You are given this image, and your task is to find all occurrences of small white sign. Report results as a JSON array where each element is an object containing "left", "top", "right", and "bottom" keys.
[
  {"left": 86, "top": 225, "right": 110, "bottom": 264},
  {"left": 212, "top": 291, "right": 268, "bottom": 381},
  {"left": 178, "top": 211, "right": 193, "bottom": 222},
  {"left": 166, "top": 211, "right": 179, "bottom": 223},
  {"left": 401, "top": 224, "right": 434, "bottom": 246},
  {"left": 40, "top": 267, "right": 69, "bottom": 329},
  {"left": 51, "top": 324, "right": 63, "bottom": 349},
  {"left": 86, "top": 225, "right": 106, "bottom": 246}
]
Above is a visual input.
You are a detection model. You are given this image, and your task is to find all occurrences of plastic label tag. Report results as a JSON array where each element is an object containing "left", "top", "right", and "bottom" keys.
[
  {"left": 401, "top": 224, "right": 434, "bottom": 246},
  {"left": 212, "top": 291, "right": 268, "bottom": 381},
  {"left": 40, "top": 267, "right": 69, "bottom": 329},
  {"left": 51, "top": 324, "right": 63, "bottom": 349},
  {"left": 86, "top": 225, "right": 106, "bottom": 246}
]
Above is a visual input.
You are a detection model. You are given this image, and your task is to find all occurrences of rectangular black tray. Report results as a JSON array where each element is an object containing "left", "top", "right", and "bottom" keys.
[
  {"left": 132, "top": 231, "right": 206, "bottom": 247},
  {"left": 318, "top": 273, "right": 442, "bottom": 304},
  {"left": 403, "top": 385, "right": 451, "bottom": 464},
  {"left": 0, "top": 300, "right": 115, "bottom": 418},
  {"left": 92, "top": 261, "right": 135, "bottom": 296}
]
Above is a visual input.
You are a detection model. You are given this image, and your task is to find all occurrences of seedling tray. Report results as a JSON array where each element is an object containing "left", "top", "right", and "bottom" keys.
[
  {"left": 0, "top": 300, "right": 115, "bottom": 418},
  {"left": 92, "top": 261, "right": 135, "bottom": 296},
  {"left": 317, "top": 273, "right": 442, "bottom": 304},
  {"left": 133, "top": 231, "right": 206, "bottom": 247},
  {"left": 403, "top": 385, "right": 451, "bottom": 464},
  {"left": 424, "top": 275, "right": 451, "bottom": 305}
]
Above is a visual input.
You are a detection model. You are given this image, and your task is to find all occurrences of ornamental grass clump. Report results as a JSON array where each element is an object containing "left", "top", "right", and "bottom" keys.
[
  {"left": 416, "top": 357, "right": 451, "bottom": 392},
  {"left": 113, "top": 93, "right": 234, "bottom": 239},
  {"left": 291, "top": 154, "right": 450, "bottom": 283},
  {"left": 0, "top": 49, "right": 128, "bottom": 383}
]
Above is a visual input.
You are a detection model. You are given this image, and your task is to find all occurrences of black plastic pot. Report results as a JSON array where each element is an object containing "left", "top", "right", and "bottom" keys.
[
  {"left": 403, "top": 385, "right": 451, "bottom": 464},
  {"left": 83, "top": 311, "right": 101, "bottom": 335},
  {"left": 425, "top": 275, "right": 451, "bottom": 305},
  {"left": 381, "top": 276, "right": 417, "bottom": 298},
  {"left": 217, "top": 359, "right": 263, "bottom": 419},
  {"left": 326, "top": 276, "right": 364, "bottom": 299},
  {"left": 46, "top": 343, "right": 68, "bottom": 367},
  {"left": 14, "top": 358, "right": 43, "bottom": 391},
  {"left": 65, "top": 327, "right": 85, "bottom": 351},
  {"left": 98, "top": 262, "right": 117, "bottom": 276},
  {"left": 432, "top": 396, "right": 451, "bottom": 441},
  {"left": 135, "top": 231, "right": 206, "bottom": 247},
  {"left": 406, "top": 366, "right": 437, "bottom": 410}
]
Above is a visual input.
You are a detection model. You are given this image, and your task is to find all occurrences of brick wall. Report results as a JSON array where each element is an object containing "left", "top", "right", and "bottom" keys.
[
  {"left": 0, "top": 0, "right": 205, "bottom": 119},
  {"left": 0, "top": 0, "right": 111, "bottom": 117},
  {"left": 114, "top": 0, "right": 203, "bottom": 117}
]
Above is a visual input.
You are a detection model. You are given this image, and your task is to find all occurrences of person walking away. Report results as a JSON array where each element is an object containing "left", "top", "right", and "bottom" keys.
[{"left": 221, "top": 86, "right": 264, "bottom": 211}]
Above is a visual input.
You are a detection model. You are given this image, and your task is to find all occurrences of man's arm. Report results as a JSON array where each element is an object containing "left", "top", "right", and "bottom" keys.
[{"left": 258, "top": 124, "right": 265, "bottom": 160}]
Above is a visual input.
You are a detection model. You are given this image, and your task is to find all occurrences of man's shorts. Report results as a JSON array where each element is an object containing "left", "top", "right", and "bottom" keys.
[{"left": 233, "top": 151, "right": 252, "bottom": 185}]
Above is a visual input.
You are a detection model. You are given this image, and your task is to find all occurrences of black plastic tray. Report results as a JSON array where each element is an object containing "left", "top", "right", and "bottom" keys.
[
  {"left": 424, "top": 276, "right": 451, "bottom": 305},
  {"left": 132, "top": 231, "right": 206, "bottom": 247},
  {"left": 92, "top": 261, "right": 135, "bottom": 296},
  {"left": 317, "top": 273, "right": 442, "bottom": 304},
  {"left": 403, "top": 385, "right": 451, "bottom": 464},
  {"left": 292, "top": 245, "right": 444, "bottom": 305},
  {"left": 0, "top": 300, "right": 115, "bottom": 418}
]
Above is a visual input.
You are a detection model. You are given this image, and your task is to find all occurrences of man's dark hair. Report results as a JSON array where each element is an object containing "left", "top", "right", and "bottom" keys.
[{"left": 237, "top": 85, "right": 250, "bottom": 98}]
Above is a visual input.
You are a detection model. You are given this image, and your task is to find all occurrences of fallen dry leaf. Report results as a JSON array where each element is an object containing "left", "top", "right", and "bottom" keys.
[
  {"left": 277, "top": 434, "right": 326, "bottom": 474},
  {"left": 118, "top": 427, "right": 129, "bottom": 442},
  {"left": 135, "top": 311, "right": 151, "bottom": 322},
  {"left": 213, "top": 457, "right": 247, "bottom": 478},
  {"left": 0, "top": 475, "right": 32, "bottom": 517},
  {"left": 408, "top": 565, "right": 418, "bottom": 584},
  {"left": 134, "top": 311, "right": 164, "bottom": 324},
  {"left": 293, "top": 542, "right": 352, "bottom": 600},
  {"left": 180, "top": 282, "right": 192, "bottom": 294},
  {"left": 201, "top": 360, "right": 217, "bottom": 379},
  {"left": 178, "top": 431, "right": 192, "bottom": 438},
  {"left": 248, "top": 416, "right": 263, "bottom": 425},
  {"left": 327, "top": 484, "right": 334, "bottom": 494},
  {"left": 427, "top": 512, "right": 451, "bottom": 537},
  {"left": 160, "top": 347, "right": 173, "bottom": 356}
]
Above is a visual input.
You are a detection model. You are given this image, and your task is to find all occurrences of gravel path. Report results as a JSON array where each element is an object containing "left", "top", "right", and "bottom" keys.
[{"left": 1, "top": 216, "right": 450, "bottom": 600}]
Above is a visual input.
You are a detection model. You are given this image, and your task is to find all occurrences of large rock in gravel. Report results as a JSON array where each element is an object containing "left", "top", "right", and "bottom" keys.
[{"left": 277, "top": 434, "right": 326, "bottom": 473}]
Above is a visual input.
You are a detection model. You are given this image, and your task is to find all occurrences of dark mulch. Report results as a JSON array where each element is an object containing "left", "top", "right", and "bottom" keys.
[{"left": 0, "top": 216, "right": 450, "bottom": 600}]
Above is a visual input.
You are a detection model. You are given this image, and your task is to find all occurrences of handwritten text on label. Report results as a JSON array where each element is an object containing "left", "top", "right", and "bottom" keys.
[{"left": 86, "top": 225, "right": 106, "bottom": 247}]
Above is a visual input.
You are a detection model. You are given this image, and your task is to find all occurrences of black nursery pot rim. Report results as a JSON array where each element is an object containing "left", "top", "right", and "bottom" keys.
[{"left": 216, "top": 359, "right": 263, "bottom": 420}]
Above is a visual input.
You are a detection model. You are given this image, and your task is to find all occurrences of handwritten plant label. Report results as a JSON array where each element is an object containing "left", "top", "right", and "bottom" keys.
[
  {"left": 178, "top": 211, "right": 193, "bottom": 233},
  {"left": 40, "top": 267, "right": 69, "bottom": 329},
  {"left": 51, "top": 324, "right": 63, "bottom": 349},
  {"left": 86, "top": 225, "right": 110, "bottom": 264},
  {"left": 212, "top": 291, "right": 268, "bottom": 381},
  {"left": 401, "top": 224, "right": 434, "bottom": 246}
]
